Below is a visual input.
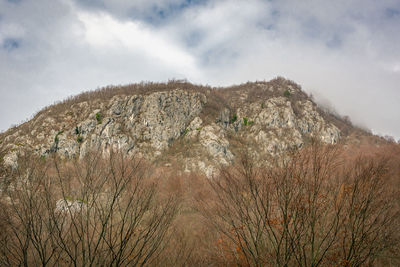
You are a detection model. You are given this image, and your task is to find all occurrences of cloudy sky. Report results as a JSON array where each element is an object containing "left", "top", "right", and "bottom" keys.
[{"left": 1, "top": 0, "right": 399, "bottom": 138}]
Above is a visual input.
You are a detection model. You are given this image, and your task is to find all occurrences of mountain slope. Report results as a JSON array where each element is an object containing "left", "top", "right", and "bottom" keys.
[{"left": 0, "top": 77, "right": 381, "bottom": 175}]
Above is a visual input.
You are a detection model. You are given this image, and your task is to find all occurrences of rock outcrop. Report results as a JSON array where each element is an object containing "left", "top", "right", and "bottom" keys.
[{"left": 0, "top": 79, "right": 343, "bottom": 176}]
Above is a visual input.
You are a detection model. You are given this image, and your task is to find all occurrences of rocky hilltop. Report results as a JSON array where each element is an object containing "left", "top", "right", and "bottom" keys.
[{"left": 0, "top": 77, "right": 373, "bottom": 176}]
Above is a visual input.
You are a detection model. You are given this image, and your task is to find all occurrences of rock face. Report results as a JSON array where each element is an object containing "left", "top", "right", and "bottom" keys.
[
  {"left": 0, "top": 79, "right": 342, "bottom": 176},
  {"left": 178, "top": 96, "right": 339, "bottom": 176},
  {"left": 42, "top": 89, "right": 206, "bottom": 160},
  {"left": 55, "top": 199, "right": 86, "bottom": 214},
  {"left": 241, "top": 97, "right": 340, "bottom": 157}
]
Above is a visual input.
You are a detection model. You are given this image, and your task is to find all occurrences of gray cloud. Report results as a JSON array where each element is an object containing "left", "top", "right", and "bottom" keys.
[{"left": 1, "top": 0, "right": 399, "bottom": 139}]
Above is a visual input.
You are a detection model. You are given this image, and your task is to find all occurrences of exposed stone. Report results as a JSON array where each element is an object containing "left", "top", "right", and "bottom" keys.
[
  {"left": 199, "top": 123, "right": 234, "bottom": 165},
  {"left": 198, "top": 161, "right": 217, "bottom": 178},
  {"left": 297, "top": 101, "right": 340, "bottom": 144},
  {"left": 188, "top": 117, "right": 203, "bottom": 131},
  {"left": 0, "top": 81, "right": 346, "bottom": 177},
  {"left": 255, "top": 97, "right": 297, "bottom": 128},
  {"left": 217, "top": 108, "right": 231, "bottom": 128},
  {"left": 55, "top": 199, "right": 86, "bottom": 214},
  {"left": 3, "top": 152, "right": 18, "bottom": 169}
]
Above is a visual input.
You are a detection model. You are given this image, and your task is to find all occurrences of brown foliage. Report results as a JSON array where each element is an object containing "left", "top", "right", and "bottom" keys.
[
  {"left": 1, "top": 142, "right": 399, "bottom": 266},
  {"left": 198, "top": 142, "right": 400, "bottom": 266}
]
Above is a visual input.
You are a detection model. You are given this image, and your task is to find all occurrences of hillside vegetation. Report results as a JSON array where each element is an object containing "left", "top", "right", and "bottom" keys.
[
  {"left": 0, "top": 142, "right": 399, "bottom": 266},
  {"left": 0, "top": 78, "right": 399, "bottom": 266}
]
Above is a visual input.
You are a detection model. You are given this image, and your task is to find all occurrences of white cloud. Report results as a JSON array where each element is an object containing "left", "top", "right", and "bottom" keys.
[
  {"left": 392, "top": 63, "right": 400, "bottom": 73},
  {"left": 164, "top": 0, "right": 400, "bottom": 138},
  {"left": 77, "top": 11, "right": 199, "bottom": 76},
  {"left": 1, "top": 0, "right": 400, "bottom": 139},
  {"left": 0, "top": 22, "right": 25, "bottom": 42}
]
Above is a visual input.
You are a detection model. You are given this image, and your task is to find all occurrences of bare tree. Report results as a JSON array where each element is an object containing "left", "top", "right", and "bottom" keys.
[
  {"left": 334, "top": 157, "right": 398, "bottom": 266},
  {"left": 200, "top": 142, "right": 399, "bottom": 266},
  {"left": 0, "top": 154, "right": 60, "bottom": 266},
  {"left": 0, "top": 150, "right": 179, "bottom": 266}
]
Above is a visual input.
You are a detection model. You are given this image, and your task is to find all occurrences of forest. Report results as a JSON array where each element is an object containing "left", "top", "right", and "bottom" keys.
[{"left": 0, "top": 141, "right": 399, "bottom": 266}]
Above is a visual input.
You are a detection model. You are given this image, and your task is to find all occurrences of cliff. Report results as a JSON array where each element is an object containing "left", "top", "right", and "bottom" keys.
[{"left": 0, "top": 77, "right": 372, "bottom": 176}]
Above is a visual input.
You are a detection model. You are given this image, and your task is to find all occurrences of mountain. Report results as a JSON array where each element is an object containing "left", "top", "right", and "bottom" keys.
[
  {"left": 0, "top": 77, "right": 384, "bottom": 175},
  {"left": 1, "top": 77, "right": 399, "bottom": 266}
]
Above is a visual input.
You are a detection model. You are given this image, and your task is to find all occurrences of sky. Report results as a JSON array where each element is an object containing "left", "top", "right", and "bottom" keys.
[{"left": 0, "top": 0, "right": 399, "bottom": 139}]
